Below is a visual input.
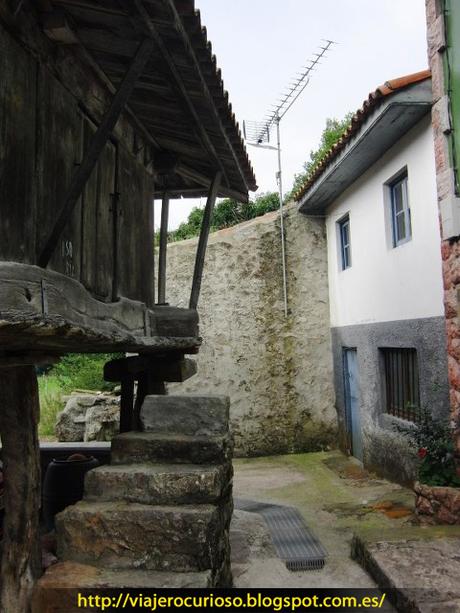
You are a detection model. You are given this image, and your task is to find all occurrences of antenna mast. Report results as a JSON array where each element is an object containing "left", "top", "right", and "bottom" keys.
[{"left": 244, "top": 40, "right": 335, "bottom": 317}]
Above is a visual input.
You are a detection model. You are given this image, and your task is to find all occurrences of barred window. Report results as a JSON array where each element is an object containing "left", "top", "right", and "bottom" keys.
[{"left": 382, "top": 348, "right": 420, "bottom": 422}]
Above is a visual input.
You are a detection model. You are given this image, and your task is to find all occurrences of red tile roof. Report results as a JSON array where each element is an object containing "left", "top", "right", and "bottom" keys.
[{"left": 294, "top": 70, "right": 431, "bottom": 202}]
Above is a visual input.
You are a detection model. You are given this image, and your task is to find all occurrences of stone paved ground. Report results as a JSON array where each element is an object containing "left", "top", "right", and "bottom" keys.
[{"left": 230, "top": 451, "right": 460, "bottom": 611}]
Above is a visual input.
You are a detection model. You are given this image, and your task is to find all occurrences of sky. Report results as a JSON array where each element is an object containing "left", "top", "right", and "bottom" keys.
[{"left": 161, "top": 0, "right": 429, "bottom": 230}]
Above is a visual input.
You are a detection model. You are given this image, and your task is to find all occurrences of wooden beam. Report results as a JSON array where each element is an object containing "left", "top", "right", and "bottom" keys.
[
  {"left": 131, "top": 0, "right": 230, "bottom": 189},
  {"left": 133, "top": 374, "right": 166, "bottom": 430},
  {"left": 0, "top": 365, "right": 41, "bottom": 613},
  {"left": 104, "top": 354, "right": 196, "bottom": 382},
  {"left": 189, "top": 171, "right": 222, "bottom": 310},
  {"left": 158, "top": 192, "right": 170, "bottom": 305},
  {"left": 163, "top": 0, "right": 250, "bottom": 194},
  {"left": 176, "top": 163, "right": 248, "bottom": 202},
  {"left": 38, "top": 37, "right": 155, "bottom": 268},
  {"left": 119, "top": 376, "right": 135, "bottom": 433}
]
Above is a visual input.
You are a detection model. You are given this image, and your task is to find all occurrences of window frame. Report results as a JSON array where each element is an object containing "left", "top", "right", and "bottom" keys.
[
  {"left": 390, "top": 172, "right": 412, "bottom": 247},
  {"left": 338, "top": 214, "right": 351, "bottom": 271}
]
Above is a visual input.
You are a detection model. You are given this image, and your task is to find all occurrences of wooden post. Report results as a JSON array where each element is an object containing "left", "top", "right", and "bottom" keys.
[
  {"left": 119, "top": 376, "right": 135, "bottom": 434},
  {"left": 189, "top": 171, "right": 222, "bottom": 310},
  {"left": 0, "top": 365, "right": 41, "bottom": 613},
  {"left": 157, "top": 192, "right": 170, "bottom": 305},
  {"left": 132, "top": 374, "right": 166, "bottom": 431},
  {"left": 38, "top": 37, "right": 155, "bottom": 268}
]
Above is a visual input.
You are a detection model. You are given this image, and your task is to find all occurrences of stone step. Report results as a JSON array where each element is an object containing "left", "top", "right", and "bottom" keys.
[
  {"left": 56, "top": 501, "right": 231, "bottom": 573},
  {"left": 33, "top": 561, "right": 213, "bottom": 612},
  {"left": 111, "top": 431, "right": 233, "bottom": 465},
  {"left": 84, "top": 462, "right": 232, "bottom": 505},
  {"left": 140, "top": 395, "right": 229, "bottom": 436}
]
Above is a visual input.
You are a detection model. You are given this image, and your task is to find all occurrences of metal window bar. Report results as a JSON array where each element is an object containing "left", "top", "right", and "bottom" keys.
[{"left": 383, "top": 349, "right": 420, "bottom": 422}]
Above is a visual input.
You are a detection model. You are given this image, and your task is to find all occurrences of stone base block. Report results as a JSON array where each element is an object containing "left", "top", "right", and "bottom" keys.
[
  {"left": 33, "top": 561, "right": 213, "bottom": 612},
  {"left": 84, "top": 462, "right": 232, "bottom": 505},
  {"left": 56, "top": 501, "right": 231, "bottom": 573},
  {"left": 111, "top": 432, "right": 233, "bottom": 465},
  {"left": 140, "top": 395, "right": 229, "bottom": 436}
]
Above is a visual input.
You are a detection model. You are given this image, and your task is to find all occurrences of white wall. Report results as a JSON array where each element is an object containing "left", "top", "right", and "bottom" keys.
[{"left": 326, "top": 116, "right": 444, "bottom": 328}]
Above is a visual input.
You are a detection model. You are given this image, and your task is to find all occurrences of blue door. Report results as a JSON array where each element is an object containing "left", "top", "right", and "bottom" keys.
[{"left": 343, "top": 348, "right": 363, "bottom": 461}]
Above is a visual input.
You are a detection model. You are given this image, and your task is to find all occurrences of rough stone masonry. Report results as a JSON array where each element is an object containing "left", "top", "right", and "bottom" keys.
[
  {"left": 426, "top": 0, "right": 460, "bottom": 466},
  {"left": 164, "top": 204, "right": 337, "bottom": 457},
  {"left": 33, "top": 395, "right": 234, "bottom": 609}
]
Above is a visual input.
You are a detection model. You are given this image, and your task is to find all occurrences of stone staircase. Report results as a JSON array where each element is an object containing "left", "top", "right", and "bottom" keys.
[{"left": 33, "top": 395, "right": 233, "bottom": 610}]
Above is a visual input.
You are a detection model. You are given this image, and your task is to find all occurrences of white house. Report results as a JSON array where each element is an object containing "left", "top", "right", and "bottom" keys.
[{"left": 296, "top": 71, "right": 449, "bottom": 483}]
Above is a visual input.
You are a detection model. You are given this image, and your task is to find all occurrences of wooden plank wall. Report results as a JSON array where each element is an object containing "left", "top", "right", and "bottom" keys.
[
  {"left": 0, "top": 23, "right": 37, "bottom": 263},
  {"left": 0, "top": 21, "right": 155, "bottom": 308}
]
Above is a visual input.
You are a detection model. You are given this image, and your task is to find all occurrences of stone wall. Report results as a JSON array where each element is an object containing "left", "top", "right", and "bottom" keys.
[
  {"left": 164, "top": 204, "right": 336, "bottom": 457},
  {"left": 415, "top": 482, "right": 460, "bottom": 524},
  {"left": 426, "top": 0, "right": 460, "bottom": 465}
]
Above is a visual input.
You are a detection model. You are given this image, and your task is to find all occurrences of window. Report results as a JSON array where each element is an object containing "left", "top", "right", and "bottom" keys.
[
  {"left": 390, "top": 173, "right": 411, "bottom": 246},
  {"left": 382, "top": 348, "right": 420, "bottom": 422},
  {"left": 338, "top": 214, "right": 351, "bottom": 270}
]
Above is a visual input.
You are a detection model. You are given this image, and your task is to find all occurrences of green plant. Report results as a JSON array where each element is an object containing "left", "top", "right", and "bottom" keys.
[
  {"left": 50, "top": 353, "right": 122, "bottom": 392},
  {"left": 158, "top": 192, "right": 280, "bottom": 244},
  {"left": 403, "top": 408, "right": 460, "bottom": 487},
  {"left": 38, "top": 375, "right": 65, "bottom": 438},
  {"left": 286, "top": 113, "right": 353, "bottom": 200}
]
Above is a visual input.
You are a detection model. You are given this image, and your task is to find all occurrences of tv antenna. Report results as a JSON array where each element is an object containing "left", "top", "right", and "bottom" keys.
[{"left": 244, "top": 39, "right": 336, "bottom": 317}]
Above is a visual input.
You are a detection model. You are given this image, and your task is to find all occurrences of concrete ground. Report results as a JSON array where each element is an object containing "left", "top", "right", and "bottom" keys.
[{"left": 230, "top": 450, "right": 415, "bottom": 590}]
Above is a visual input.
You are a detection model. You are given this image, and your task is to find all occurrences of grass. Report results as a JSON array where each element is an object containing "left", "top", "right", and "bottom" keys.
[{"left": 38, "top": 375, "right": 66, "bottom": 438}]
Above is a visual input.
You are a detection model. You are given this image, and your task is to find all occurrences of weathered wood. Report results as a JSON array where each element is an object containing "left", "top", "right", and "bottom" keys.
[
  {"left": 189, "top": 172, "right": 222, "bottom": 310},
  {"left": 80, "top": 119, "right": 116, "bottom": 301},
  {"left": 36, "top": 66, "right": 83, "bottom": 279},
  {"left": 132, "top": 0, "right": 229, "bottom": 187},
  {"left": 0, "top": 24, "right": 37, "bottom": 264},
  {"left": 164, "top": 0, "right": 251, "bottom": 193},
  {"left": 0, "top": 366, "right": 41, "bottom": 613},
  {"left": 0, "top": 263, "right": 199, "bottom": 354},
  {"left": 120, "top": 376, "right": 135, "bottom": 433},
  {"left": 117, "top": 148, "right": 155, "bottom": 307},
  {"left": 175, "top": 163, "right": 248, "bottom": 202},
  {"left": 0, "top": 354, "right": 59, "bottom": 367},
  {"left": 38, "top": 37, "right": 155, "bottom": 268},
  {"left": 157, "top": 192, "right": 170, "bottom": 305},
  {"left": 104, "top": 355, "right": 196, "bottom": 382}
]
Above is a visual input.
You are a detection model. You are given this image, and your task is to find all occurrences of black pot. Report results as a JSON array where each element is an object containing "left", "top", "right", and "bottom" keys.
[{"left": 42, "top": 455, "right": 99, "bottom": 531}]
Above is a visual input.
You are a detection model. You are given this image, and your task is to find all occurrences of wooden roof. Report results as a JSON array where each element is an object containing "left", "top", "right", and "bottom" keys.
[{"left": 42, "top": 0, "right": 257, "bottom": 202}]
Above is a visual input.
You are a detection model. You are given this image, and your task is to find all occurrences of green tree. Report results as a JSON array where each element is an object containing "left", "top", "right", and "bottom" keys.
[{"left": 287, "top": 113, "right": 353, "bottom": 199}]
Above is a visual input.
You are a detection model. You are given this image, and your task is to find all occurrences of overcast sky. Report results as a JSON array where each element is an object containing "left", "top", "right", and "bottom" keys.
[{"left": 160, "top": 0, "right": 428, "bottom": 229}]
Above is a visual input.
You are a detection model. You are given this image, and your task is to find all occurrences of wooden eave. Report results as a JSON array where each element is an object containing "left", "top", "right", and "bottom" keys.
[{"left": 41, "top": 0, "right": 258, "bottom": 202}]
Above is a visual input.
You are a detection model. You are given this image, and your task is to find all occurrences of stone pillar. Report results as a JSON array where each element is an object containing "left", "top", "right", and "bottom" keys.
[
  {"left": 33, "top": 395, "right": 233, "bottom": 608},
  {"left": 426, "top": 0, "right": 460, "bottom": 469}
]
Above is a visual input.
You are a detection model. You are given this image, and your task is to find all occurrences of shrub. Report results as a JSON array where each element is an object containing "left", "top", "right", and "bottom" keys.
[{"left": 400, "top": 408, "right": 460, "bottom": 487}]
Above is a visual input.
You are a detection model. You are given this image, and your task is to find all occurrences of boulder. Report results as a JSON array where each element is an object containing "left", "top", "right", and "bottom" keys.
[
  {"left": 55, "top": 394, "right": 119, "bottom": 443},
  {"left": 55, "top": 396, "right": 89, "bottom": 442},
  {"left": 84, "top": 399, "right": 120, "bottom": 442}
]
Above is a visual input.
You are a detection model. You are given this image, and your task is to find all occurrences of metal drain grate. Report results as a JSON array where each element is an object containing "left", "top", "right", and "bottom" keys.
[{"left": 235, "top": 498, "right": 327, "bottom": 572}]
